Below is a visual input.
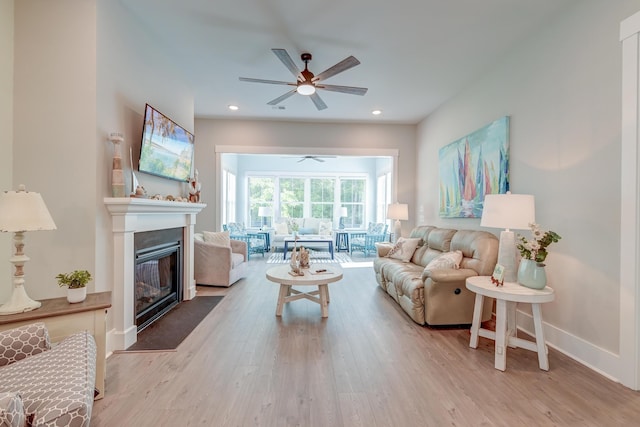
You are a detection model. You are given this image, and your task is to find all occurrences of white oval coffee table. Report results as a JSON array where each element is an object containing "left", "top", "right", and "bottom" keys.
[{"left": 266, "top": 264, "right": 343, "bottom": 318}]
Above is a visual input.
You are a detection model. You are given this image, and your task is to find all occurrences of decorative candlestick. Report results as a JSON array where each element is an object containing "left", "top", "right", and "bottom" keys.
[{"left": 109, "top": 133, "right": 125, "bottom": 197}]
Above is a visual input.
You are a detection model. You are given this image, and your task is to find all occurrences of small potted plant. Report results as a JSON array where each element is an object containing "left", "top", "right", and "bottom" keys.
[{"left": 56, "top": 270, "right": 92, "bottom": 303}]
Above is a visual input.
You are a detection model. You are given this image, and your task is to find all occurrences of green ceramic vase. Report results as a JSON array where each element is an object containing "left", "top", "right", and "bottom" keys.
[{"left": 517, "top": 259, "right": 547, "bottom": 289}]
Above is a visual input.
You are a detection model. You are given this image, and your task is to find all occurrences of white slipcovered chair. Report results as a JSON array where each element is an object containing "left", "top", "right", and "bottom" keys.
[{"left": 194, "top": 231, "right": 248, "bottom": 287}]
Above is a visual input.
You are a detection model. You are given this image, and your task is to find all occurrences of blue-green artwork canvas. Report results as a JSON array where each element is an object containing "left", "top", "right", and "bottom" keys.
[{"left": 438, "top": 116, "right": 509, "bottom": 218}]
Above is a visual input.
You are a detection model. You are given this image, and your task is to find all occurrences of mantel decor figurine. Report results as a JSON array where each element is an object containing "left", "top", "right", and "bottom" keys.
[
  {"left": 189, "top": 169, "right": 202, "bottom": 203},
  {"left": 109, "top": 133, "right": 126, "bottom": 197}
]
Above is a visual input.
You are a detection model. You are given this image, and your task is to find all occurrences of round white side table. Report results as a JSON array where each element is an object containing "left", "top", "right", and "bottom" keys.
[{"left": 466, "top": 276, "right": 555, "bottom": 371}]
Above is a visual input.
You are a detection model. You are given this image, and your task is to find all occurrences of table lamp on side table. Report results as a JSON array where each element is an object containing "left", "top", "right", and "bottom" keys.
[
  {"left": 0, "top": 185, "right": 57, "bottom": 315},
  {"left": 387, "top": 203, "right": 408, "bottom": 243},
  {"left": 480, "top": 192, "right": 535, "bottom": 283},
  {"left": 258, "top": 206, "right": 273, "bottom": 230},
  {"left": 339, "top": 207, "right": 348, "bottom": 229}
]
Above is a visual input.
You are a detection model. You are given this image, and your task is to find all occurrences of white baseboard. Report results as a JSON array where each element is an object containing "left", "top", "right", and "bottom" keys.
[
  {"left": 517, "top": 310, "right": 621, "bottom": 384},
  {"left": 106, "top": 325, "right": 137, "bottom": 353}
]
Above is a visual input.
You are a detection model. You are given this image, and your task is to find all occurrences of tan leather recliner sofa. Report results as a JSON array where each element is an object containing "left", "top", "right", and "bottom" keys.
[{"left": 373, "top": 226, "right": 498, "bottom": 326}]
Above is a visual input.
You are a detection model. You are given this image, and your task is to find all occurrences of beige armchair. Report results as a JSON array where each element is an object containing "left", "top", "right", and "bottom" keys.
[{"left": 194, "top": 233, "right": 248, "bottom": 287}]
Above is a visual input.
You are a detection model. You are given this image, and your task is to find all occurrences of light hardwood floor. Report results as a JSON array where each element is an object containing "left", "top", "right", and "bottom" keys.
[{"left": 92, "top": 256, "right": 640, "bottom": 426}]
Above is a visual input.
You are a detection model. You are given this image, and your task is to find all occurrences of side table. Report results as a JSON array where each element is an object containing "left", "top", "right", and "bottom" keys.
[
  {"left": 255, "top": 230, "right": 271, "bottom": 252},
  {"left": 335, "top": 231, "right": 349, "bottom": 252},
  {"left": 0, "top": 291, "right": 111, "bottom": 399},
  {"left": 466, "top": 276, "right": 554, "bottom": 371}
]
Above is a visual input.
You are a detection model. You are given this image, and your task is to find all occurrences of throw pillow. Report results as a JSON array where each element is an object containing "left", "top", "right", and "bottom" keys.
[
  {"left": 202, "top": 231, "right": 230, "bottom": 247},
  {"left": 226, "top": 223, "right": 244, "bottom": 235},
  {"left": 0, "top": 323, "right": 50, "bottom": 367},
  {"left": 274, "top": 221, "right": 289, "bottom": 235},
  {"left": 298, "top": 227, "right": 314, "bottom": 235},
  {"left": 386, "top": 237, "right": 421, "bottom": 262},
  {"left": 0, "top": 392, "right": 26, "bottom": 427},
  {"left": 318, "top": 221, "right": 332, "bottom": 236},
  {"left": 424, "top": 250, "right": 463, "bottom": 271},
  {"left": 370, "top": 223, "right": 386, "bottom": 235}
]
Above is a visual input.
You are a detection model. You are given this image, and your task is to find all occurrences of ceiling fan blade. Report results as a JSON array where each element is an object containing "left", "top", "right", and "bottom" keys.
[
  {"left": 312, "top": 56, "right": 360, "bottom": 82},
  {"left": 309, "top": 92, "right": 327, "bottom": 110},
  {"left": 272, "top": 48, "right": 302, "bottom": 81},
  {"left": 267, "top": 90, "right": 297, "bottom": 106},
  {"left": 239, "top": 77, "right": 294, "bottom": 86},
  {"left": 313, "top": 158, "right": 325, "bottom": 162},
  {"left": 317, "top": 84, "right": 368, "bottom": 96}
]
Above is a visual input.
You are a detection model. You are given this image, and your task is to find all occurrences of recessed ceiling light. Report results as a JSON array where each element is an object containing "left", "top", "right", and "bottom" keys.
[
  {"left": 228, "top": 105, "right": 239, "bottom": 111},
  {"left": 372, "top": 109, "right": 382, "bottom": 115}
]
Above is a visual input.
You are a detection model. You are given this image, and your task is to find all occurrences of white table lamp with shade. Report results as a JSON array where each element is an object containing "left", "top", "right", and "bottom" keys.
[
  {"left": 258, "top": 206, "right": 273, "bottom": 230},
  {"left": 480, "top": 193, "right": 535, "bottom": 283},
  {"left": 387, "top": 203, "right": 408, "bottom": 243},
  {"left": 0, "top": 185, "right": 57, "bottom": 315}
]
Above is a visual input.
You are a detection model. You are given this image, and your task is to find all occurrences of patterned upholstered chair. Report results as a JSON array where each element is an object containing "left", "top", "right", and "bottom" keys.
[
  {"left": 223, "top": 223, "right": 267, "bottom": 258},
  {"left": 350, "top": 223, "right": 389, "bottom": 256},
  {"left": 0, "top": 322, "right": 96, "bottom": 427}
]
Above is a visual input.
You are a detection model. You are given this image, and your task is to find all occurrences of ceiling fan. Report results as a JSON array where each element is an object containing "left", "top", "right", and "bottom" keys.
[
  {"left": 286, "top": 155, "right": 337, "bottom": 163},
  {"left": 239, "top": 48, "right": 368, "bottom": 111}
]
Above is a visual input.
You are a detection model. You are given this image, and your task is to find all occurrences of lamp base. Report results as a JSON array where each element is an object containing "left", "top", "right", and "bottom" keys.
[
  {"left": 497, "top": 230, "right": 517, "bottom": 283},
  {"left": 0, "top": 284, "right": 41, "bottom": 315},
  {"left": 393, "top": 220, "right": 402, "bottom": 243}
]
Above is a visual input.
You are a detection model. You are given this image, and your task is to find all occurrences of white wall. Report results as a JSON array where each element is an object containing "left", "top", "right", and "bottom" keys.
[
  {"left": 96, "top": 0, "right": 194, "bottom": 338},
  {"left": 417, "top": 0, "right": 639, "bottom": 381},
  {"left": 8, "top": 0, "right": 193, "bottom": 341},
  {"left": 194, "top": 119, "right": 416, "bottom": 234},
  {"left": 0, "top": 0, "right": 14, "bottom": 301},
  {"left": 13, "top": 0, "right": 97, "bottom": 299}
]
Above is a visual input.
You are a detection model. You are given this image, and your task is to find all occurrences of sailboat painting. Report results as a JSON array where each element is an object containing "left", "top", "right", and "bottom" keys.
[{"left": 438, "top": 116, "right": 510, "bottom": 218}]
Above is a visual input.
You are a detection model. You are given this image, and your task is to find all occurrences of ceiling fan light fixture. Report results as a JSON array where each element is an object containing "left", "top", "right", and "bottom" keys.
[{"left": 297, "top": 83, "right": 316, "bottom": 96}]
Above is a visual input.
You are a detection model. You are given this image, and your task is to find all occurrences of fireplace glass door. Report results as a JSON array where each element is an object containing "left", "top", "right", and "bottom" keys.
[{"left": 134, "top": 228, "right": 183, "bottom": 331}]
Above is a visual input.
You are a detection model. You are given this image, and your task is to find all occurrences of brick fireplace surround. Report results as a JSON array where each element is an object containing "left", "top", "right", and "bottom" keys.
[{"left": 104, "top": 198, "right": 206, "bottom": 351}]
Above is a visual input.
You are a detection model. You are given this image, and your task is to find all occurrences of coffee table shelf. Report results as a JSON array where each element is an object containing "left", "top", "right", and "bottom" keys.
[{"left": 283, "top": 237, "right": 334, "bottom": 260}]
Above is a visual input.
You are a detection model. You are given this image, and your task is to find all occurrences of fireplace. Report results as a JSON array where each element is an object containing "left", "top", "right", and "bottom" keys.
[
  {"left": 105, "top": 197, "right": 205, "bottom": 352},
  {"left": 134, "top": 228, "right": 183, "bottom": 331}
]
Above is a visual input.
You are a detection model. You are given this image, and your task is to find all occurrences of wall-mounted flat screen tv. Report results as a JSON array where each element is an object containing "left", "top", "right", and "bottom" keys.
[{"left": 138, "top": 104, "right": 194, "bottom": 182}]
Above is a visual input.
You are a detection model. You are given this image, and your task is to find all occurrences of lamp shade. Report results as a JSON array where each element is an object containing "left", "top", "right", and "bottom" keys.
[
  {"left": 387, "top": 203, "right": 408, "bottom": 221},
  {"left": 339, "top": 207, "right": 348, "bottom": 217},
  {"left": 0, "top": 185, "right": 56, "bottom": 232},
  {"left": 480, "top": 193, "right": 535, "bottom": 230},
  {"left": 258, "top": 206, "right": 273, "bottom": 217}
]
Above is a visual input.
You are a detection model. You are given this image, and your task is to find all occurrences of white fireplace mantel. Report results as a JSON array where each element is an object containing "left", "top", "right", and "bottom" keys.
[{"left": 104, "top": 197, "right": 206, "bottom": 351}]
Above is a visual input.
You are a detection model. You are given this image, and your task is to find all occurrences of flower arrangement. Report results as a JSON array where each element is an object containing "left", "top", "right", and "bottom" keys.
[
  {"left": 517, "top": 223, "right": 561, "bottom": 264},
  {"left": 56, "top": 270, "right": 92, "bottom": 289}
]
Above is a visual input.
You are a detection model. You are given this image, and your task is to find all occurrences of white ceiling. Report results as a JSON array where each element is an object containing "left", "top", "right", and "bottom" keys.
[{"left": 121, "top": 0, "right": 579, "bottom": 124}]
